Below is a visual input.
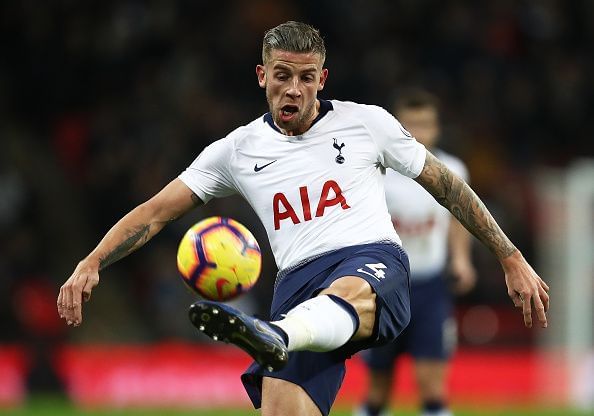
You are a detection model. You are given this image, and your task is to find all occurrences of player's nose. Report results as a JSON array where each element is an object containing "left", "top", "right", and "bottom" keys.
[{"left": 286, "top": 78, "right": 302, "bottom": 98}]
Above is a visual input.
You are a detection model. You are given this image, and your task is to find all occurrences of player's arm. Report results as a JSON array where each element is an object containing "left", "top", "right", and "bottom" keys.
[
  {"left": 57, "top": 178, "right": 203, "bottom": 327},
  {"left": 447, "top": 218, "right": 476, "bottom": 294},
  {"left": 414, "top": 150, "right": 549, "bottom": 327}
]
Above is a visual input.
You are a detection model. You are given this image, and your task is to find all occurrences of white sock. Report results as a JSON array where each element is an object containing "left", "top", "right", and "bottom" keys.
[{"left": 272, "top": 295, "right": 357, "bottom": 352}]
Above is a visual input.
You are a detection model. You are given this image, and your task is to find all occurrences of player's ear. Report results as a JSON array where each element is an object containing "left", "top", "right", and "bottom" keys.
[
  {"left": 256, "top": 65, "right": 266, "bottom": 88},
  {"left": 318, "top": 68, "right": 328, "bottom": 91}
]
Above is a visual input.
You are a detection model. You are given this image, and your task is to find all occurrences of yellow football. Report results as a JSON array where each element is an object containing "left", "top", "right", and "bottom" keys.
[{"left": 177, "top": 217, "right": 262, "bottom": 301}]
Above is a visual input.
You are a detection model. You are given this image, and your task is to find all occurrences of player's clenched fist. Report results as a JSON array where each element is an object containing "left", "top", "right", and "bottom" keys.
[{"left": 57, "top": 259, "right": 100, "bottom": 326}]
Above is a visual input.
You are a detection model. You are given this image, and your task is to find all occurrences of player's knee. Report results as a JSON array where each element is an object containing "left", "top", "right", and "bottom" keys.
[
  {"left": 320, "top": 276, "right": 377, "bottom": 340},
  {"left": 321, "top": 275, "right": 376, "bottom": 308},
  {"left": 262, "top": 378, "right": 321, "bottom": 416}
]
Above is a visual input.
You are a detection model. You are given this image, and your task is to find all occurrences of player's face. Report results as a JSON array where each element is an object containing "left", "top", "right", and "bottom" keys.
[
  {"left": 257, "top": 50, "right": 328, "bottom": 136},
  {"left": 396, "top": 107, "right": 440, "bottom": 149}
]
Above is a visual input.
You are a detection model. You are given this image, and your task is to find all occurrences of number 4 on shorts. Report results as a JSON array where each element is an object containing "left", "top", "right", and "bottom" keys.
[{"left": 357, "top": 262, "right": 387, "bottom": 281}]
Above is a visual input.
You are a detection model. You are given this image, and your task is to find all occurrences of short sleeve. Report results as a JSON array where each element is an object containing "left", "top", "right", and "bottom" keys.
[
  {"left": 365, "top": 106, "right": 427, "bottom": 178},
  {"left": 178, "top": 136, "right": 237, "bottom": 203}
]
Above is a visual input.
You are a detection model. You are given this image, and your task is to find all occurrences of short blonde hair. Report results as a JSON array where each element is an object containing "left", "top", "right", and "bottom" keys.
[{"left": 262, "top": 21, "right": 326, "bottom": 65}]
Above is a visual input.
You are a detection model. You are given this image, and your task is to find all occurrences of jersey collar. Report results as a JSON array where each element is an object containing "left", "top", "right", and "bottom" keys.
[{"left": 263, "top": 99, "right": 334, "bottom": 134}]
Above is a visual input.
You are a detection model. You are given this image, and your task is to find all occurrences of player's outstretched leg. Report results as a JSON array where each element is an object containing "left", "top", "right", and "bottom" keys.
[{"left": 189, "top": 300, "right": 289, "bottom": 371}]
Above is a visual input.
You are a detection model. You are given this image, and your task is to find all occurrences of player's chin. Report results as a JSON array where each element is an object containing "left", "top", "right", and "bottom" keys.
[{"left": 274, "top": 114, "right": 299, "bottom": 130}]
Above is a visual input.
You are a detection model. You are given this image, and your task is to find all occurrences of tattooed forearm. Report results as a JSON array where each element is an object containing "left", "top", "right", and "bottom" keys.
[
  {"left": 414, "top": 151, "right": 517, "bottom": 259},
  {"left": 92, "top": 182, "right": 199, "bottom": 271},
  {"left": 99, "top": 224, "right": 151, "bottom": 270}
]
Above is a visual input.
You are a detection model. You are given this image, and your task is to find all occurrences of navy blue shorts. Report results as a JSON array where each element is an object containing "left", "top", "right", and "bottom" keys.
[
  {"left": 241, "top": 242, "right": 411, "bottom": 416},
  {"left": 363, "top": 274, "right": 455, "bottom": 371}
]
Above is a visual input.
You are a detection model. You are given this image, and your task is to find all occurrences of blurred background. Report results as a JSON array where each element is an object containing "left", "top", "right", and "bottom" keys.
[{"left": 0, "top": 0, "right": 592, "bottom": 414}]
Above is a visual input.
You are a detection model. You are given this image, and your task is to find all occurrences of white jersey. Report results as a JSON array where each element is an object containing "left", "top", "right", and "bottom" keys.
[
  {"left": 384, "top": 149, "right": 469, "bottom": 280},
  {"left": 179, "top": 100, "right": 426, "bottom": 271}
]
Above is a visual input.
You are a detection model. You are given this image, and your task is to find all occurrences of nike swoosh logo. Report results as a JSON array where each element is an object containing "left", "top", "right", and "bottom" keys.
[
  {"left": 254, "top": 320, "right": 283, "bottom": 341},
  {"left": 254, "top": 160, "right": 277, "bottom": 172}
]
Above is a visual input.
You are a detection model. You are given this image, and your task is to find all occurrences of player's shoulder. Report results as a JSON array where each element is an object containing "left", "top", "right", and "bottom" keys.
[
  {"left": 196, "top": 115, "right": 268, "bottom": 164},
  {"left": 330, "top": 99, "right": 391, "bottom": 119},
  {"left": 329, "top": 100, "right": 400, "bottom": 134},
  {"left": 434, "top": 148, "right": 468, "bottom": 177},
  {"left": 220, "top": 115, "right": 268, "bottom": 145}
]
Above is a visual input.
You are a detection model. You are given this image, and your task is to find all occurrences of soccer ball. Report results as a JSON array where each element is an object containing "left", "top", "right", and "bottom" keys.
[{"left": 176, "top": 216, "right": 262, "bottom": 301}]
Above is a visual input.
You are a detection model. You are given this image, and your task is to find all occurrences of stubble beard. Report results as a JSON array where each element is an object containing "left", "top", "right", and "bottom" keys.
[{"left": 268, "top": 96, "right": 317, "bottom": 135}]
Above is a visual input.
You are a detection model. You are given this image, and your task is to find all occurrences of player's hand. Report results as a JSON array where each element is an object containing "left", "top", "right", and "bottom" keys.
[
  {"left": 57, "top": 258, "right": 100, "bottom": 327},
  {"left": 502, "top": 250, "right": 549, "bottom": 328},
  {"left": 449, "top": 257, "right": 477, "bottom": 295}
]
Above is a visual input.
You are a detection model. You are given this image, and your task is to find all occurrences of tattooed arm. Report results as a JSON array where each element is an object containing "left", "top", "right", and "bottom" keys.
[
  {"left": 415, "top": 150, "right": 550, "bottom": 328},
  {"left": 58, "top": 178, "right": 203, "bottom": 326}
]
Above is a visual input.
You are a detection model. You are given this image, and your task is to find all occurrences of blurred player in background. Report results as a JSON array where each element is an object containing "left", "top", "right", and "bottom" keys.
[
  {"left": 58, "top": 21, "right": 549, "bottom": 416},
  {"left": 356, "top": 90, "right": 476, "bottom": 416}
]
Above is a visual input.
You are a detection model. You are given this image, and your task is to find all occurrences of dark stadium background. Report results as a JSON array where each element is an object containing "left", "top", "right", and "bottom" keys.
[{"left": 1, "top": 1, "right": 592, "bottom": 414}]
